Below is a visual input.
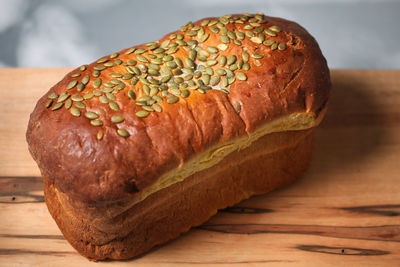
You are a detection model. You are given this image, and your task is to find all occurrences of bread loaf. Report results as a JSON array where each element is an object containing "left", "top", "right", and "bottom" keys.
[{"left": 26, "top": 13, "right": 330, "bottom": 260}]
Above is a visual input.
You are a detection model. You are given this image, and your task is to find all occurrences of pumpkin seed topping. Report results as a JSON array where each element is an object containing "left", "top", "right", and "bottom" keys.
[
  {"left": 117, "top": 129, "right": 130, "bottom": 137},
  {"left": 49, "top": 13, "right": 288, "bottom": 139},
  {"left": 111, "top": 115, "right": 125, "bottom": 123}
]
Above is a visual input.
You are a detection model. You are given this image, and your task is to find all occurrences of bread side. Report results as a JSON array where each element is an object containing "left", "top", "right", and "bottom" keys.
[
  {"left": 45, "top": 128, "right": 314, "bottom": 260},
  {"left": 27, "top": 13, "right": 330, "bottom": 203}
]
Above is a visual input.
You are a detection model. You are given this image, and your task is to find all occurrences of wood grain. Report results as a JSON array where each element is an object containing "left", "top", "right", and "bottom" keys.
[{"left": 0, "top": 69, "right": 400, "bottom": 266}]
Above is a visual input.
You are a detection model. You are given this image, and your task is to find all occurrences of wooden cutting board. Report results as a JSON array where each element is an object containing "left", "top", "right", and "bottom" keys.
[{"left": 0, "top": 69, "right": 399, "bottom": 266}]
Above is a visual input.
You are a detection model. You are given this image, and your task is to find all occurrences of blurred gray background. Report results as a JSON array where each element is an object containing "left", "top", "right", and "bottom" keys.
[{"left": 0, "top": 0, "right": 399, "bottom": 69}]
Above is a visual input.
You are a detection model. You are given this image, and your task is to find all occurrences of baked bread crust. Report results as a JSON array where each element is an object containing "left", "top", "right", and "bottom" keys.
[
  {"left": 26, "top": 14, "right": 330, "bottom": 204},
  {"left": 45, "top": 128, "right": 314, "bottom": 260}
]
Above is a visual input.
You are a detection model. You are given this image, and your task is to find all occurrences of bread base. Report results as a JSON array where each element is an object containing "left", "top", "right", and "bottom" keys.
[{"left": 44, "top": 128, "right": 314, "bottom": 260}]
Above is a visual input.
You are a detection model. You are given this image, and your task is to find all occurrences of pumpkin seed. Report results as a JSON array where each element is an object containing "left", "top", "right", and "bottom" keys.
[
  {"left": 103, "top": 62, "right": 116, "bottom": 67},
  {"left": 236, "top": 72, "right": 247, "bottom": 81},
  {"left": 84, "top": 93, "right": 94, "bottom": 100},
  {"left": 142, "top": 106, "right": 154, "bottom": 112},
  {"left": 252, "top": 53, "right": 263, "bottom": 59},
  {"left": 151, "top": 58, "right": 163, "bottom": 65},
  {"left": 163, "top": 55, "right": 174, "bottom": 62},
  {"left": 57, "top": 92, "right": 70, "bottom": 103},
  {"left": 227, "top": 55, "right": 237, "bottom": 65},
  {"left": 228, "top": 76, "right": 236, "bottom": 85},
  {"left": 135, "top": 48, "right": 146, "bottom": 54},
  {"left": 80, "top": 65, "right": 87, "bottom": 71},
  {"left": 226, "top": 69, "right": 234, "bottom": 78},
  {"left": 71, "top": 73, "right": 80, "bottom": 78},
  {"left": 148, "top": 69, "right": 160, "bottom": 76},
  {"left": 153, "top": 95, "right": 163, "bottom": 102},
  {"left": 264, "top": 29, "right": 277, "bottom": 37},
  {"left": 250, "top": 36, "right": 262, "bottom": 44},
  {"left": 71, "top": 94, "right": 83, "bottom": 102},
  {"left": 70, "top": 107, "right": 80, "bottom": 117},
  {"left": 167, "top": 95, "right": 179, "bottom": 104},
  {"left": 269, "top": 25, "right": 281, "bottom": 32},
  {"left": 234, "top": 39, "right": 242, "bottom": 46},
  {"left": 85, "top": 111, "right": 98, "bottom": 119},
  {"left": 94, "top": 65, "right": 106, "bottom": 71},
  {"left": 237, "top": 59, "right": 244, "bottom": 69},
  {"left": 201, "top": 20, "right": 210, "bottom": 26},
  {"left": 117, "top": 129, "right": 130, "bottom": 137},
  {"left": 181, "top": 89, "right": 190, "bottom": 98},
  {"left": 137, "top": 55, "right": 149, "bottom": 63},
  {"left": 245, "top": 31, "right": 254, "bottom": 38},
  {"left": 77, "top": 83, "right": 85, "bottom": 92},
  {"left": 81, "top": 75, "right": 90, "bottom": 85},
  {"left": 96, "top": 130, "right": 104, "bottom": 140},
  {"left": 125, "top": 47, "right": 136, "bottom": 54},
  {"left": 242, "top": 51, "right": 249, "bottom": 62},
  {"left": 200, "top": 33, "right": 210, "bottom": 42},
  {"left": 217, "top": 44, "right": 228, "bottom": 51},
  {"left": 206, "top": 59, "right": 217, "bottom": 66},
  {"left": 219, "top": 55, "right": 227, "bottom": 66},
  {"left": 236, "top": 31, "right": 245, "bottom": 40},
  {"left": 243, "top": 63, "right": 250, "bottom": 71},
  {"left": 97, "top": 57, "right": 108, "bottom": 64},
  {"left": 109, "top": 101, "right": 119, "bottom": 111},
  {"left": 227, "top": 31, "right": 236, "bottom": 40},
  {"left": 136, "top": 110, "right": 149, "bottom": 118},
  {"left": 229, "top": 64, "right": 238, "bottom": 71},
  {"left": 207, "top": 46, "right": 219, "bottom": 54},
  {"left": 128, "top": 90, "right": 136, "bottom": 99},
  {"left": 67, "top": 80, "right": 78, "bottom": 90},
  {"left": 131, "top": 77, "right": 139, "bottom": 85},
  {"left": 110, "top": 73, "right": 122, "bottom": 78},
  {"left": 278, "top": 43, "right": 287, "bottom": 50},
  {"left": 111, "top": 115, "right": 124, "bottom": 123},
  {"left": 90, "top": 120, "right": 103, "bottom": 126},
  {"left": 220, "top": 76, "right": 228, "bottom": 88},
  {"left": 166, "top": 60, "right": 178, "bottom": 69},
  {"left": 48, "top": 92, "right": 58, "bottom": 99},
  {"left": 189, "top": 50, "right": 197, "bottom": 61},
  {"left": 202, "top": 74, "right": 211, "bottom": 85},
  {"left": 93, "top": 90, "right": 102, "bottom": 96},
  {"left": 99, "top": 95, "right": 109, "bottom": 103},
  {"left": 170, "top": 87, "right": 181, "bottom": 95},
  {"left": 173, "top": 69, "right": 183, "bottom": 75},
  {"left": 52, "top": 102, "right": 63, "bottom": 110},
  {"left": 74, "top": 101, "right": 85, "bottom": 109},
  {"left": 205, "top": 67, "right": 214, "bottom": 76},
  {"left": 152, "top": 103, "right": 162, "bottom": 112},
  {"left": 93, "top": 78, "right": 102, "bottom": 88},
  {"left": 254, "top": 26, "right": 264, "bottom": 34},
  {"left": 210, "top": 76, "right": 220, "bottom": 86},
  {"left": 65, "top": 99, "right": 72, "bottom": 109},
  {"left": 220, "top": 35, "right": 230, "bottom": 43},
  {"left": 263, "top": 39, "right": 275, "bottom": 46},
  {"left": 215, "top": 69, "right": 227, "bottom": 76}
]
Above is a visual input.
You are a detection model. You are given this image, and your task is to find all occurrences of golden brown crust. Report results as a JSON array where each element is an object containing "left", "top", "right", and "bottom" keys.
[
  {"left": 45, "top": 129, "right": 314, "bottom": 260},
  {"left": 27, "top": 13, "right": 330, "bottom": 203}
]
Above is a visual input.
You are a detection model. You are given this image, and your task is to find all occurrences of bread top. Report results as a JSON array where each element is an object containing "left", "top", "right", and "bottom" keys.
[{"left": 26, "top": 13, "right": 330, "bottom": 204}]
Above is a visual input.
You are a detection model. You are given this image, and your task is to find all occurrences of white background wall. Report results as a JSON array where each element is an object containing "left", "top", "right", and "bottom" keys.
[{"left": 0, "top": 0, "right": 399, "bottom": 69}]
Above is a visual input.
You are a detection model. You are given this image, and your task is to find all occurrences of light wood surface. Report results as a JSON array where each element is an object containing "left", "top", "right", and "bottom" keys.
[{"left": 0, "top": 69, "right": 399, "bottom": 266}]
